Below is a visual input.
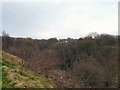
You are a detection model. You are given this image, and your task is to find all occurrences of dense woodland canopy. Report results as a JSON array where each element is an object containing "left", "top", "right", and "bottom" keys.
[{"left": 2, "top": 31, "right": 119, "bottom": 88}]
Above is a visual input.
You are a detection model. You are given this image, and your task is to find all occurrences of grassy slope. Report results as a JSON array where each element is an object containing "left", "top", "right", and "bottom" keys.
[{"left": 1, "top": 51, "right": 57, "bottom": 88}]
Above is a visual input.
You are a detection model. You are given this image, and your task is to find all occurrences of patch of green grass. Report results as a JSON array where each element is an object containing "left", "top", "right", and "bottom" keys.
[
  {"left": 1, "top": 51, "right": 57, "bottom": 88},
  {"left": 2, "top": 67, "right": 15, "bottom": 88},
  {"left": 2, "top": 59, "right": 15, "bottom": 69}
]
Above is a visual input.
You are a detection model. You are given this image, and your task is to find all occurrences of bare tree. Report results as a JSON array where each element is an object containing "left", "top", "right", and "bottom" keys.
[
  {"left": 72, "top": 53, "right": 105, "bottom": 88},
  {"left": 1, "top": 30, "right": 9, "bottom": 37}
]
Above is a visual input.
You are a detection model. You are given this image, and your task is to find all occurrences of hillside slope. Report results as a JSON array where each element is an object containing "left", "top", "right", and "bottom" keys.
[{"left": 1, "top": 51, "right": 57, "bottom": 88}]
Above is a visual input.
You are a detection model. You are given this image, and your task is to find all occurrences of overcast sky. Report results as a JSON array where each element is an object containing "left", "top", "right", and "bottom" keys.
[{"left": 0, "top": 0, "right": 119, "bottom": 39}]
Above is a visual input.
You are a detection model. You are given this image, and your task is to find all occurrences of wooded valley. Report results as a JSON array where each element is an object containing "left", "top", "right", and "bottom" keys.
[{"left": 2, "top": 32, "right": 119, "bottom": 88}]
